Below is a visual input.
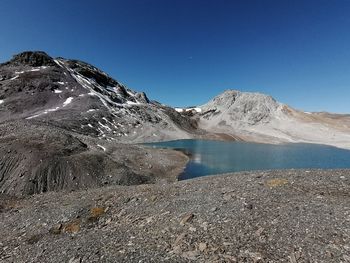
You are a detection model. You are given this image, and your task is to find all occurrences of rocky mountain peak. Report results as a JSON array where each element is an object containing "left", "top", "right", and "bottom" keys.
[
  {"left": 63, "top": 59, "right": 119, "bottom": 88},
  {"left": 200, "top": 89, "right": 282, "bottom": 125},
  {"left": 0, "top": 51, "right": 196, "bottom": 145},
  {"left": 55, "top": 57, "right": 150, "bottom": 106},
  {"left": 8, "top": 51, "right": 56, "bottom": 67}
]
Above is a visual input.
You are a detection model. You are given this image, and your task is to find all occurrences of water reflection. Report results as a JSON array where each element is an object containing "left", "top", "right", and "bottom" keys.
[{"left": 147, "top": 140, "right": 350, "bottom": 180}]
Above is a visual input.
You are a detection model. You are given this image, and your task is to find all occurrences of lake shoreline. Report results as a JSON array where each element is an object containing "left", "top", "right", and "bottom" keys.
[{"left": 148, "top": 139, "right": 350, "bottom": 181}]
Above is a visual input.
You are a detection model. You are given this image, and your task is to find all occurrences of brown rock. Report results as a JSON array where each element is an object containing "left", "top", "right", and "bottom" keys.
[
  {"left": 90, "top": 207, "right": 106, "bottom": 218},
  {"left": 180, "top": 213, "right": 194, "bottom": 225},
  {"left": 266, "top": 178, "right": 288, "bottom": 188},
  {"left": 63, "top": 219, "right": 81, "bottom": 234}
]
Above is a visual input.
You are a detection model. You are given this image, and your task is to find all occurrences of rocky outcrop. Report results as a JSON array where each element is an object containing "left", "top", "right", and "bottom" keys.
[{"left": 5, "top": 51, "right": 57, "bottom": 67}]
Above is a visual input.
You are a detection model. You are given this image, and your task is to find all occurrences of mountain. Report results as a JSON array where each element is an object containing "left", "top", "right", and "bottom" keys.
[
  {"left": 197, "top": 90, "right": 350, "bottom": 149},
  {"left": 0, "top": 51, "right": 197, "bottom": 142},
  {"left": 200, "top": 90, "right": 281, "bottom": 125},
  {"left": 1, "top": 51, "right": 350, "bottom": 196},
  {"left": 0, "top": 51, "right": 197, "bottom": 196},
  {"left": 1, "top": 53, "right": 349, "bottom": 263}
]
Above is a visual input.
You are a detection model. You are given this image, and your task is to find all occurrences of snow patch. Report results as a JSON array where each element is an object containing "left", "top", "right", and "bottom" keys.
[
  {"left": 10, "top": 75, "right": 19, "bottom": 80},
  {"left": 97, "top": 144, "right": 106, "bottom": 151},
  {"left": 26, "top": 107, "right": 60, "bottom": 119},
  {"left": 192, "top": 107, "right": 202, "bottom": 113},
  {"left": 54, "top": 59, "right": 65, "bottom": 68},
  {"left": 0, "top": 100, "right": 4, "bottom": 105},
  {"left": 126, "top": 101, "right": 141, "bottom": 105},
  {"left": 98, "top": 121, "right": 111, "bottom": 131},
  {"left": 47, "top": 107, "right": 60, "bottom": 112},
  {"left": 63, "top": 97, "right": 73, "bottom": 106},
  {"left": 15, "top": 67, "right": 47, "bottom": 75},
  {"left": 54, "top": 89, "right": 62, "bottom": 94},
  {"left": 126, "top": 90, "right": 136, "bottom": 97},
  {"left": 26, "top": 114, "right": 42, "bottom": 120},
  {"left": 175, "top": 107, "right": 202, "bottom": 113}
]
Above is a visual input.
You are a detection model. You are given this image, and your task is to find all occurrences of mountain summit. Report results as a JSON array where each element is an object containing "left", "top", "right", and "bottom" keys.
[
  {"left": 0, "top": 51, "right": 196, "bottom": 142},
  {"left": 200, "top": 90, "right": 281, "bottom": 125}
]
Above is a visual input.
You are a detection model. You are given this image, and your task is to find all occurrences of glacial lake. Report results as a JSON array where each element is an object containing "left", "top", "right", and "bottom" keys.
[{"left": 147, "top": 139, "right": 350, "bottom": 180}]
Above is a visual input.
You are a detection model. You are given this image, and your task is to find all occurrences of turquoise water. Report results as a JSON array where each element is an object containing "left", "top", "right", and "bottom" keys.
[{"left": 147, "top": 140, "right": 350, "bottom": 180}]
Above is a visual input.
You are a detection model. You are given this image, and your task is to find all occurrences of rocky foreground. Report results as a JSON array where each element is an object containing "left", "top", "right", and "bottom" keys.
[{"left": 1, "top": 169, "right": 350, "bottom": 262}]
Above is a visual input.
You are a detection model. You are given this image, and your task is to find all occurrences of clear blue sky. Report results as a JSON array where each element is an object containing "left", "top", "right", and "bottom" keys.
[{"left": 1, "top": 0, "right": 350, "bottom": 113}]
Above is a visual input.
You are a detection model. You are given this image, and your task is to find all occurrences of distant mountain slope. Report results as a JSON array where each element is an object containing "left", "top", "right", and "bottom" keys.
[
  {"left": 197, "top": 90, "right": 350, "bottom": 149},
  {"left": 200, "top": 90, "right": 282, "bottom": 125}
]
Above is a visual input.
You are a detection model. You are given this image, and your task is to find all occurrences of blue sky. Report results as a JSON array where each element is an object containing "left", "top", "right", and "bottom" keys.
[{"left": 1, "top": 0, "right": 350, "bottom": 113}]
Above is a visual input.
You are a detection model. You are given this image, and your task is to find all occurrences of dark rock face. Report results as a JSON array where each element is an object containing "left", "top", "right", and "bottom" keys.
[
  {"left": 135, "top": 92, "right": 149, "bottom": 103},
  {"left": 65, "top": 59, "right": 119, "bottom": 87},
  {"left": 6, "top": 51, "right": 57, "bottom": 67}
]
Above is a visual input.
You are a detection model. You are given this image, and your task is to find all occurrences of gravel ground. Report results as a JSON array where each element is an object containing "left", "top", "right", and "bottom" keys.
[{"left": 1, "top": 169, "right": 350, "bottom": 262}]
